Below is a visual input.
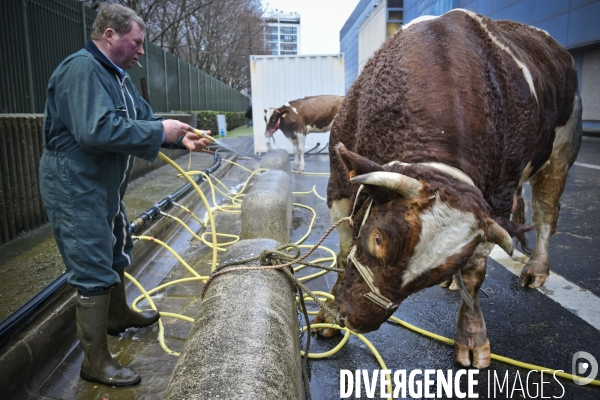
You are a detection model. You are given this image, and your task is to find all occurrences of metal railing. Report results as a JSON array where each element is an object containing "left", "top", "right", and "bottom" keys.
[{"left": 0, "top": 113, "right": 191, "bottom": 245}]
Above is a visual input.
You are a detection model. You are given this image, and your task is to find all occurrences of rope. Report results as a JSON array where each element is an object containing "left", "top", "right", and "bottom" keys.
[{"left": 200, "top": 216, "right": 351, "bottom": 302}]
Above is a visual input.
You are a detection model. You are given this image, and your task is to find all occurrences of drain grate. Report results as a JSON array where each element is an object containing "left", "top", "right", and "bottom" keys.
[{"left": 411, "top": 285, "right": 491, "bottom": 302}]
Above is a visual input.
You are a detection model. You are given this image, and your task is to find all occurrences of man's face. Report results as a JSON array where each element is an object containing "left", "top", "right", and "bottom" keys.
[{"left": 107, "top": 21, "right": 145, "bottom": 70}]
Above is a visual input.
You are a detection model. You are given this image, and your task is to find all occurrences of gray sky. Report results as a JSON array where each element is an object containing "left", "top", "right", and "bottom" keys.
[{"left": 262, "top": 0, "right": 361, "bottom": 54}]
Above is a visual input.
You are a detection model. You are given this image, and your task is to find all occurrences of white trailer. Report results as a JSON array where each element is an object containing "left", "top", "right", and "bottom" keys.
[{"left": 249, "top": 54, "right": 345, "bottom": 154}]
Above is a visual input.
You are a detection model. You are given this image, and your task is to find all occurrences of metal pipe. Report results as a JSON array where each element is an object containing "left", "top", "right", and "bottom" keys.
[{"left": 128, "top": 152, "right": 222, "bottom": 234}]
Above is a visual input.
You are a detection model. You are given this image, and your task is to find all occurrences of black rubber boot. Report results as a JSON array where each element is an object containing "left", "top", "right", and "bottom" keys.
[
  {"left": 107, "top": 269, "right": 160, "bottom": 336},
  {"left": 76, "top": 293, "right": 141, "bottom": 386}
]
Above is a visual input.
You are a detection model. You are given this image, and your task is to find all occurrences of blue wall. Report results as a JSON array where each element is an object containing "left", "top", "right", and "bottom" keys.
[
  {"left": 341, "top": 0, "right": 600, "bottom": 95},
  {"left": 340, "top": 0, "right": 379, "bottom": 92},
  {"left": 403, "top": 0, "right": 600, "bottom": 49}
]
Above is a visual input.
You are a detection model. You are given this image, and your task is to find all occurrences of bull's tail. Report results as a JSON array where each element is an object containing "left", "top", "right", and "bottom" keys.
[{"left": 512, "top": 186, "right": 533, "bottom": 255}]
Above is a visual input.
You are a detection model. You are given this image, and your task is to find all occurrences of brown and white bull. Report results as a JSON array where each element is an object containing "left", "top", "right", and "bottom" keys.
[
  {"left": 264, "top": 95, "right": 344, "bottom": 172},
  {"left": 314, "top": 9, "right": 582, "bottom": 369}
]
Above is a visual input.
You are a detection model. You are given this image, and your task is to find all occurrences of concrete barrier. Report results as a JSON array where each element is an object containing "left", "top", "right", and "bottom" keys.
[
  {"left": 241, "top": 170, "right": 292, "bottom": 243},
  {"left": 163, "top": 149, "right": 303, "bottom": 399},
  {"left": 162, "top": 239, "right": 303, "bottom": 400},
  {"left": 260, "top": 148, "right": 292, "bottom": 177}
]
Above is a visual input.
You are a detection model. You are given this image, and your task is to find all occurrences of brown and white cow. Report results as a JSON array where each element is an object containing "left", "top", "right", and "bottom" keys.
[
  {"left": 264, "top": 95, "right": 344, "bottom": 172},
  {"left": 314, "top": 9, "right": 582, "bottom": 369}
]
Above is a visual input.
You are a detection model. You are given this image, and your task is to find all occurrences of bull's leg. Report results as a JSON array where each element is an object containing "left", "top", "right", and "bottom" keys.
[
  {"left": 291, "top": 139, "right": 300, "bottom": 171},
  {"left": 454, "top": 242, "right": 493, "bottom": 369},
  {"left": 519, "top": 96, "right": 581, "bottom": 288},
  {"left": 312, "top": 198, "right": 353, "bottom": 337},
  {"left": 297, "top": 133, "right": 307, "bottom": 172}
]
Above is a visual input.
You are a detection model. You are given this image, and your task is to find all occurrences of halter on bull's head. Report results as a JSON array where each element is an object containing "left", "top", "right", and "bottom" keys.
[
  {"left": 334, "top": 143, "right": 515, "bottom": 333},
  {"left": 264, "top": 107, "right": 286, "bottom": 138}
]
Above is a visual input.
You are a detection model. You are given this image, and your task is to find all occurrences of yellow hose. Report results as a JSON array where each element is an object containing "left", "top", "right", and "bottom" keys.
[
  {"left": 158, "top": 152, "right": 218, "bottom": 271},
  {"left": 388, "top": 316, "right": 600, "bottom": 386},
  {"left": 302, "top": 322, "right": 392, "bottom": 395},
  {"left": 132, "top": 235, "right": 201, "bottom": 278},
  {"left": 140, "top": 148, "right": 600, "bottom": 392}
]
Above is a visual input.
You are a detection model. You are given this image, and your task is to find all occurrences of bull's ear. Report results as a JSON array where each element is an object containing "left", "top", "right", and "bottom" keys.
[
  {"left": 264, "top": 109, "right": 267, "bottom": 113},
  {"left": 335, "top": 143, "right": 383, "bottom": 179},
  {"left": 485, "top": 218, "right": 513, "bottom": 256}
]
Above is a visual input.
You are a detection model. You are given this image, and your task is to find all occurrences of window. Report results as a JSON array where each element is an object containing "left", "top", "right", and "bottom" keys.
[
  {"left": 281, "top": 51, "right": 297, "bottom": 55},
  {"left": 388, "top": 0, "right": 403, "bottom": 7},
  {"left": 280, "top": 27, "right": 297, "bottom": 34},
  {"left": 268, "top": 42, "right": 278, "bottom": 50},
  {"left": 388, "top": 9, "right": 403, "bottom": 22},
  {"left": 265, "top": 34, "right": 278, "bottom": 42},
  {"left": 280, "top": 35, "right": 296, "bottom": 42},
  {"left": 264, "top": 26, "right": 278, "bottom": 34},
  {"left": 281, "top": 43, "right": 297, "bottom": 51},
  {"left": 387, "top": 23, "right": 401, "bottom": 37}
]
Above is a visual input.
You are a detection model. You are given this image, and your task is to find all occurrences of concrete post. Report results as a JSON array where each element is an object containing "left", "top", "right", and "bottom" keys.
[
  {"left": 163, "top": 148, "right": 304, "bottom": 399},
  {"left": 162, "top": 239, "right": 304, "bottom": 400},
  {"left": 241, "top": 170, "right": 292, "bottom": 243}
]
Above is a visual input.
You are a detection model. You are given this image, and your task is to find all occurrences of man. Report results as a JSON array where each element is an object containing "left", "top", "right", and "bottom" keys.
[
  {"left": 246, "top": 103, "right": 253, "bottom": 127},
  {"left": 38, "top": 4, "right": 210, "bottom": 386}
]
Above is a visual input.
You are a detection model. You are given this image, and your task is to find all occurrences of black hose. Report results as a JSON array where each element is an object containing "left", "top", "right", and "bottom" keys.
[
  {"left": 0, "top": 273, "right": 70, "bottom": 342},
  {"left": 128, "top": 152, "right": 222, "bottom": 234}
]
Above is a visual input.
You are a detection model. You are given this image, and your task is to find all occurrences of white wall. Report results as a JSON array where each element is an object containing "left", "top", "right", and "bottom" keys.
[
  {"left": 358, "top": 0, "right": 388, "bottom": 74},
  {"left": 250, "top": 54, "right": 345, "bottom": 154},
  {"left": 582, "top": 48, "right": 600, "bottom": 121}
]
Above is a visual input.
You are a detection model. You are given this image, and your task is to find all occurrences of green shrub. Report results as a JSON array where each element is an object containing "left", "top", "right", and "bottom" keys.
[{"left": 187, "top": 110, "right": 246, "bottom": 134}]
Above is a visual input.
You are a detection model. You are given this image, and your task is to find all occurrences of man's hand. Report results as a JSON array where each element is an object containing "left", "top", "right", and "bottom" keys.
[
  {"left": 181, "top": 130, "right": 212, "bottom": 151},
  {"left": 162, "top": 119, "right": 194, "bottom": 142}
]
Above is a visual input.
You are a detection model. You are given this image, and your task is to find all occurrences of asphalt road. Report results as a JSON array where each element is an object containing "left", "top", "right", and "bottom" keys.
[
  {"left": 11, "top": 136, "right": 600, "bottom": 399},
  {"left": 299, "top": 137, "right": 600, "bottom": 400}
]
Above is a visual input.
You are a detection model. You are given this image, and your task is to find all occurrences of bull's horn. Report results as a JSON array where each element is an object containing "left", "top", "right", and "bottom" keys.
[
  {"left": 487, "top": 220, "right": 513, "bottom": 256},
  {"left": 350, "top": 171, "right": 423, "bottom": 198}
]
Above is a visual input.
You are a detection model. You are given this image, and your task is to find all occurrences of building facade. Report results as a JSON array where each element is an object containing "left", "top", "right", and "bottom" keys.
[
  {"left": 340, "top": 0, "right": 404, "bottom": 92},
  {"left": 341, "top": 0, "right": 600, "bottom": 132},
  {"left": 263, "top": 10, "right": 301, "bottom": 56}
]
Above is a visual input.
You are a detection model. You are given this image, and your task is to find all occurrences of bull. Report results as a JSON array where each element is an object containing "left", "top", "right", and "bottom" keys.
[{"left": 315, "top": 9, "right": 582, "bottom": 369}]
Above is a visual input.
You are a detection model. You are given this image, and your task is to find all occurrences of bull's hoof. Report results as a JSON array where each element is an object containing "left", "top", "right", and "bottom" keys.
[
  {"left": 454, "top": 340, "right": 491, "bottom": 369},
  {"left": 311, "top": 303, "right": 342, "bottom": 338},
  {"left": 440, "top": 275, "right": 458, "bottom": 290},
  {"left": 440, "top": 276, "right": 452, "bottom": 288},
  {"left": 518, "top": 264, "right": 548, "bottom": 288},
  {"left": 448, "top": 278, "right": 459, "bottom": 291}
]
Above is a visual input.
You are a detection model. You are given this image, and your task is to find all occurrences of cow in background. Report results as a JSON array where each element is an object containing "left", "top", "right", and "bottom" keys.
[
  {"left": 264, "top": 95, "right": 344, "bottom": 172},
  {"left": 313, "top": 9, "right": 581, "bottom": 369}
]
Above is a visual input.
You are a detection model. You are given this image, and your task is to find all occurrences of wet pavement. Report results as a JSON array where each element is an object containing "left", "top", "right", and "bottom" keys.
[{"left": 5, "top": 136, "right": 600, "bottom": 399}]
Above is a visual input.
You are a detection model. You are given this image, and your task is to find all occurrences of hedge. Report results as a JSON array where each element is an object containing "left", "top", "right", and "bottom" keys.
[{"left": 187, "top": 110, "right": 246, "bottom": 134}]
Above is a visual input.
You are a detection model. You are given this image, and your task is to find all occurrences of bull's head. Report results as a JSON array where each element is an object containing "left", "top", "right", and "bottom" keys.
[
  {"left": 264, "top": 107, "right": 286, "bottom": 137},
  {"left": 334, "top": 144, "right": 514, "bottom": 333}
]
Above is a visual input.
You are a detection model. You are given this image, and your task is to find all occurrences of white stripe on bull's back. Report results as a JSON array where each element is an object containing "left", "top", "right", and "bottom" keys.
[
  {"left": 455, "top": 9, "right": 538, "bottom": 103},
  {"left": 402, "top": 15, "right": 438, "bottom": 30},
  {"left": 402, "top": 198, "right": 483, "bottom": 287}
]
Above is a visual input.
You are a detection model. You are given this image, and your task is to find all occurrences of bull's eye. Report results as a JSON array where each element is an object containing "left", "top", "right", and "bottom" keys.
[{"left": 375, "top": 234, "right": 382, "bottom": 246}]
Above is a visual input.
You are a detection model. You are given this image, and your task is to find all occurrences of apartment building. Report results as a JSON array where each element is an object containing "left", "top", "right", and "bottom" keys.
[{"left": 263, "top": 10, "right": 301, "bottom": 55}]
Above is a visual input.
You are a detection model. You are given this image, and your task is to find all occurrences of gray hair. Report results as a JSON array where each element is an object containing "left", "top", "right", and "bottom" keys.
[{"left": 90, "top": 3, "right": 145, "bottom": 40}]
